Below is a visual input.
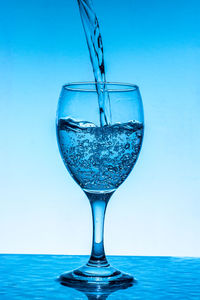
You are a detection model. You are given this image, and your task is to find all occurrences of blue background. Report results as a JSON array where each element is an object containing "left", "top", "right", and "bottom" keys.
[{"left": 0, "top": 0, "right": 199, "bottom": 256}]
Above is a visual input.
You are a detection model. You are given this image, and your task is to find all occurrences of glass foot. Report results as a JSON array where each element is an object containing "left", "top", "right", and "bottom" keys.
[{"left": 58, "top": 263, "right": 134, "bottom": 288}]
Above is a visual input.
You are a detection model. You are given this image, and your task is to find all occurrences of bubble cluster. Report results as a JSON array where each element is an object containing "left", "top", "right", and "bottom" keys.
[{"left": 57, "top": 118, "right": 144, "bottom": 192}]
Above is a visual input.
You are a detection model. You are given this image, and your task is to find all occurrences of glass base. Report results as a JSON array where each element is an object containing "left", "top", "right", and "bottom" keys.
[{"left": 58, "top": 263, "right": 134, "bottom": 288}]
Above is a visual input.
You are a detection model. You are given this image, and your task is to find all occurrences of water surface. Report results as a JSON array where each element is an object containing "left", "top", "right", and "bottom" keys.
[{"left": 0, "top": 255, "right": 200, "bottom": 299}]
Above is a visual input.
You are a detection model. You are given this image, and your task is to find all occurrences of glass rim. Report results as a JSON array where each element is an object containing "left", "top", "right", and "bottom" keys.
[{"left": 62, "top": 82, "right": 139, "bottom": 92}]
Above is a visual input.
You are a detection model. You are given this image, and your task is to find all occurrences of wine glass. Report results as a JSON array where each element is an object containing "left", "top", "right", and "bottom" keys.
[{"left": 56, "top": 82, "right": 144, "bottom": 287}]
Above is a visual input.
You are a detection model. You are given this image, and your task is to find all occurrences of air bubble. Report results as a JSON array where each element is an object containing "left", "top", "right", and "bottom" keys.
[{"left": 125, "top": 143, "right": 130, "bottom": 149}]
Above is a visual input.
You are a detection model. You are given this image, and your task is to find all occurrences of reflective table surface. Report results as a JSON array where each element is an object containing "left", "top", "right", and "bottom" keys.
[{"left": 0, "top": 255, "right": 200, "bottom": 299}]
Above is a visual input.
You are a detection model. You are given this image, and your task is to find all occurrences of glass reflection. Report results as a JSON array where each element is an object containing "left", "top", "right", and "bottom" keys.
[{"left": 60, "top": 280, "right": 134, "bottom": 299}]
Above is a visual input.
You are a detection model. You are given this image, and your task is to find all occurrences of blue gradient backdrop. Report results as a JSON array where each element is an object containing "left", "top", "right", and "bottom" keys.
[{"left": 0, "top": 0, "right": 199, "bottom": 256}]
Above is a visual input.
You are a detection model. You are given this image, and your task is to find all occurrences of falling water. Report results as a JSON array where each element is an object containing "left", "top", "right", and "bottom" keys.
[{"left": 77, "top": 0, "right": 112, "bottom": 126}]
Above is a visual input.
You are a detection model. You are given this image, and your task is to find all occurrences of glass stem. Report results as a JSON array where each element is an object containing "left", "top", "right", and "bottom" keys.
[{"left": 85, "top": 191, "right": 114, "bottom": 267}]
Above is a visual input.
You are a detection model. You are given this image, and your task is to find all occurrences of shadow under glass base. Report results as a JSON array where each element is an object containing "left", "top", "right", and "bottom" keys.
[{"left": 58, "top": 263, "right": 134, "bottom": 288}]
